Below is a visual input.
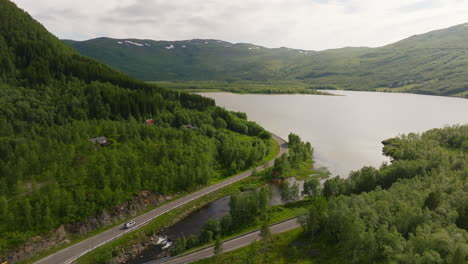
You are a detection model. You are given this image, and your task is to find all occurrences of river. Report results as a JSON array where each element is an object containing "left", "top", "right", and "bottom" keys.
[{"left": 128, "top": 178, "right": 304, "bottom": 264}]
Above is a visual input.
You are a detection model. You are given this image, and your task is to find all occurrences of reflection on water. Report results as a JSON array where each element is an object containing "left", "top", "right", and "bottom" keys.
[
  {"left": 128, "top": 177, "right": 304, "bottom": 264},
  {"left": 166, "top": 196, "right": 230, "bottom": 238},
  {"left": 268, "top": 177, "right": 305, "bottom": 205}
]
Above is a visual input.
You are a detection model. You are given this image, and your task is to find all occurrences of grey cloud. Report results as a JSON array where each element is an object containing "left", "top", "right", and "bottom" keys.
[
  {"left": 36, "top": 8, "right": 84, "bottom": 21},
  {"left": 111, "top": 0, "right": 184, "bottom": 18},
  {"left": 100, "top": 17, "right": 160, "bottom": 25}
]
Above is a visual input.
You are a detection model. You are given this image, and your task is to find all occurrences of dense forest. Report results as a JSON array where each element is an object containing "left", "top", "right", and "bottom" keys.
[
  {"left": 0, "top": 0, "right": 273, "bottom": 258},
  {"left": 307, "top": 125, "right": 468, "bottom": 263}
]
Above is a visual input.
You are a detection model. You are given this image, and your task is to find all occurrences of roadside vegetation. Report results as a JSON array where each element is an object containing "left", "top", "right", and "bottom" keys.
[
  {"left": 170, "top": 134, "right": 319, "bottom": 255},
  {"left": 193, "top": 228, "right": 309, "bottom": 264}
]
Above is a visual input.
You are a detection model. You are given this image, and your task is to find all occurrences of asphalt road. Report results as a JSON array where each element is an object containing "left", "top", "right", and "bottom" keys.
[
  {"left": 146, "top": 218, "right": 300, "bottom": 264},
  {"left": 34, "top": 135, "right": 287, "bottom": 264}
]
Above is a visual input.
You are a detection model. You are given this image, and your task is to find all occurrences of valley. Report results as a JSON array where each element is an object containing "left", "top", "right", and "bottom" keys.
[{"left": 1, "top": 0, "right": 467, "bottom": 263}]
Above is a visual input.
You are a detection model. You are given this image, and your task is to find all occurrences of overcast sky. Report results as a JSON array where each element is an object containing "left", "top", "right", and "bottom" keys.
[{"left": 11, "top": 0, "right": 468, "bottom": 50}]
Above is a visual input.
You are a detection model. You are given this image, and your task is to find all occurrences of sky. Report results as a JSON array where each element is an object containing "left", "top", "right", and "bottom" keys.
[{"left": 11, "top": 0, "right": 468, "bottom": 50}]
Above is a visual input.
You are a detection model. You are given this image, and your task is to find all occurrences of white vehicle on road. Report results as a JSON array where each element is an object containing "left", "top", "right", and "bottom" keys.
[{"left": 124, "top": 220, "right": 136, "bottom": 229}]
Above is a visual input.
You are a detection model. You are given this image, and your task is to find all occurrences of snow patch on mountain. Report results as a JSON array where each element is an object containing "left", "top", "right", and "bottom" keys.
[{"left": 125, "top": 40, "right": 144, "bottom": 47}]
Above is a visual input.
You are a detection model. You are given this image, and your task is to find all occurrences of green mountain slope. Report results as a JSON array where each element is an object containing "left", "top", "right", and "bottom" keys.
[
  {"left": 63, "top": 38, "right": 322, "bottom": 81},
  {"left": 65, "top": 23, "right": 468, "bottom": 97},
  {"left": 0, "top": 0, "right": 273, "bottom": 261}
]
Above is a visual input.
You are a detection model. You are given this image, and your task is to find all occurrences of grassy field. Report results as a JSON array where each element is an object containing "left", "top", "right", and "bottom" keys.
[{"left": 193, "top": 228, "right": 317, "bottom": 264}]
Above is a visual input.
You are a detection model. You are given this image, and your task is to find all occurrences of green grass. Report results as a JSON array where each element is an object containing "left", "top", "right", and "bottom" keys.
[
  {"left": 376, "top": 83, "right": 419, "bottom": 93},
  {"left": 193, "top": 228, "right": 317, "bottom": 264},
  {"left": 264, "top": 138, "right": 281, "bottom": 162}
]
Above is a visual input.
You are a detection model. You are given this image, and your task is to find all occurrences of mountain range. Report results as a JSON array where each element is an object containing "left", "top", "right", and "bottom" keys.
[{"left": 64, "top": 24, "right": 468, "bottom": 97}]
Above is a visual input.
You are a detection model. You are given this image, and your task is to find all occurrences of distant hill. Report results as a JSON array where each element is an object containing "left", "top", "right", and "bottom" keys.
[{"left": 64, "top": 24, "right": 468, "bottom": 97}]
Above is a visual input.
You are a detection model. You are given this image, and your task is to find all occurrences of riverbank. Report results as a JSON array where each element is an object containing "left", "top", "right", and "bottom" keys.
[
  {"left": 128, "top": 154, "right": 324, "bottom": 264},
  {"left": 71, "top": 137, "right": 284, "bottom": 264},
  {"left": 149, "top": 80, "right": 335, "bottom": 95}
]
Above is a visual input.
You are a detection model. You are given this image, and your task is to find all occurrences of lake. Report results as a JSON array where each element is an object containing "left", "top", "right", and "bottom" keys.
[{"left": 203, "top": 91, "right": 468, "bottom": 177}]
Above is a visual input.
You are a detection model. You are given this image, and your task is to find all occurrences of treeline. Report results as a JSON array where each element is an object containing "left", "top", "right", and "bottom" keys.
[
  {"left": 0, "top": 0, "right": 273, "bottom": 258},
  {"left": 299, "top": 125, "right": 468, "bottom": 263},
  {"left": 322, "top": 125, "right": 468, "bottom": 197}
]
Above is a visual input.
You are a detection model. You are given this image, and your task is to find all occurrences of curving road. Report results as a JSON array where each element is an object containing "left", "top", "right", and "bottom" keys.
[
  {"left": 34, "top": 134, "right": 287, "bottom": 264},
  {"left": 145, "top": 218, "right": 300, "bottom": 264}
]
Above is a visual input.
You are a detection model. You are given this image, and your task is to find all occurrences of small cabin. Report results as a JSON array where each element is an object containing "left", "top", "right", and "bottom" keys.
[
  {"left": 145, "top": 119, "right": 155, "bottom": 125},
  {"left": 90, "top": 136, "right": 113, "bottom": 147},
  {"left": 90, "top": 136, "right": 107, "bottom": 144},
  {"left": 183, "top": 124, "right": 196, "bottom": 129}
]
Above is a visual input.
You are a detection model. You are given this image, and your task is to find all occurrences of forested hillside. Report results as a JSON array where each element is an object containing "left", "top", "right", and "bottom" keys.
[
  {"left": 0, "top": 0, "right": 273, "bottom": 259},
  {"left": 64, "top": 23, "right": 468, "bottom": 97}
]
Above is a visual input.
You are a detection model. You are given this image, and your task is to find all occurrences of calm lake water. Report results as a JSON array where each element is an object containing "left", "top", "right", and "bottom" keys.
[{"left": 203, "top": 91, "right": 468, "bottom": 177}]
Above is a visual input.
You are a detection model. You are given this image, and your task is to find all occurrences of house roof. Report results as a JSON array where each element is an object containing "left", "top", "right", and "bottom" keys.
[{"left": 90, "top": 136, "right": 107, "bottom": 144}]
